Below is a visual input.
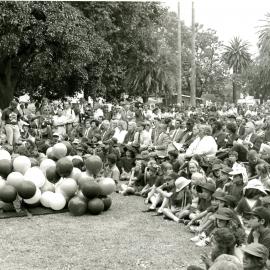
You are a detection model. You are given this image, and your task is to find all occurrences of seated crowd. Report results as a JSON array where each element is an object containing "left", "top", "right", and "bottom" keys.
[{"left": 2, "top": 97, "right": 270, "bottom": 269}]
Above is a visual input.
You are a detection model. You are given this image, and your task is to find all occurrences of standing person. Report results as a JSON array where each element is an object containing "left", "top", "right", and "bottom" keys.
[
  {"left": 52, "top": 109, "right": 67, "bottom": 137},
  {"left": 1, "top": 100, "right": 21, "bottom": 146},
  {"left": 62, "top": 101, "right": 75, "bottom": 135}
]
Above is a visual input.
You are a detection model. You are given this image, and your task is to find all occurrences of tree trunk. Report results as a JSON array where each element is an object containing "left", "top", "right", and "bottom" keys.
[{"left": 0, "top": 58, "right": 16, "bottom": 109}]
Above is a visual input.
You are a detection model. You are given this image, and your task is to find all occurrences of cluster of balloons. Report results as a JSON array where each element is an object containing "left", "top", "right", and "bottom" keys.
[{"left": 0, "top": 143, "right": 116, "bottom": 216}]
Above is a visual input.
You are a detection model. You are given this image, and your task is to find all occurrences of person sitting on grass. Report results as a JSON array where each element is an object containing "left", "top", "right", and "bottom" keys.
[
  {"left": 119, "top": 160, "right": 144, "bottom": 196},
  {"left": 104, "top": 153, "right": 120, "bottom": 187},
  {"left": 143, "top": 162, "right": 177, "bottom": 211},
  {"left": 189, "top": 190, "right": 227, "bottom": 242},
  {"left": 242, "top": 243, "right": 269, "bottom": 270},
  {"left": 140, "top": 164, "right": 158, "bottom": 198},
  {"left": 158, "top": 177, "right": 192, "bottom": 221},
  {"left": 187, "top": 228, "right": 237, "bottom": 270}
]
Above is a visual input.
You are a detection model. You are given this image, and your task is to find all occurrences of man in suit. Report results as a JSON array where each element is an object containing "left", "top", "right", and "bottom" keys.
[
  {"left": 150, "top": 123, "right": 170, "bottom": 156},
  {"left": 241, "top": 121, "right": 263, "bottom": 152},
  {"left": 170, "top": 118, "right": 184, "bottom": 143},
  {"left": 100, "top": 120, "right": 115, "bottom": 143}
]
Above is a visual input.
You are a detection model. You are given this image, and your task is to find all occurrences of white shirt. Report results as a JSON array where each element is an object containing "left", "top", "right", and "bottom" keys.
[
  {"left": 186, "top": 135, "right": 217, "bottom": 157},
  {"left": 113, "top": 129, "right": 128, "bottom": 144}
]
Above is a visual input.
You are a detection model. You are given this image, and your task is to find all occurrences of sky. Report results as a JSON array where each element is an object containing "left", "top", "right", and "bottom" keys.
[{"left": 161, "top": 0, "right": 270, "bottom": 57}]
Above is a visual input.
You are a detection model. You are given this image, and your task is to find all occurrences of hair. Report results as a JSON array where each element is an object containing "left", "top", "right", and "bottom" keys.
[
  {"left": 107, "top": 153, "right": 117, "bottom": 164},
  {"left": 256, "top": 163, "right": 269, "bottom": 176},
  {"left": 245, "top": 188, "right": 265, "bottom": 199},
  {"left": 243, "top": 252, "right": 266, "bottom": 269},
  {"left": 211, "top": 228, "right": 236, "bottom": 262},
  {"left": 226, "top": 123, "right": 237, "bottom": 134},
  {"left": 215, "top": 121, "right": 224, "bottom": 132}
]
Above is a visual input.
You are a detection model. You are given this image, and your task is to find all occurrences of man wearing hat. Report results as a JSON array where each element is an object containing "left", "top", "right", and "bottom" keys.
[
  {"left": 246, "top": 207, "right": 270, "bottom": 258},
  {"left": 242, "top": 243, "right": 269, "bottom": 270}
]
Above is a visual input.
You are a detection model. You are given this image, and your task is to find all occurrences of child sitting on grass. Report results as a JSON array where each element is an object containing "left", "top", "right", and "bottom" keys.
[{"left": 156, "top": 177, "right": 192, "bottom": 220}]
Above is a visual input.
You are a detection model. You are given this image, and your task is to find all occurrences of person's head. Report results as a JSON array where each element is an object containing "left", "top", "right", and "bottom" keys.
[
  {"left": 211, "top": 228, "right": 236, "bottom": 262},
  {"left": 159, "top": 123, "right": 167, "bottom": 133},
  {"left": 214, "top": 121, "right": 224, "bottom": 132},
  {"left": 191, "top": 172, "right": 205, "bottom": 185},
  {"left": 168, "top": 150, "right": 178, "bottom": 161},
  {"left": 188, "top": 160, "right": 200, "bottom": 174},
  {"left": 136, "top": 122, "right": 144, "bottom": 132},
  {"left": 57, "top": 109, "right": 63, "bottom": 117},
  {"left": 63, "top": 101, "right": 70, "bottom": 109},
  {"left": 161, "top": 162, "right": 173, "bottom": 175},
  {"left": 192, "top": 124, "right": 200, "bottom": 136},
  {"left": 224, "top": 195, "right": 237, "bottom": 209},
  {"left": 128, "top": 121, "right": 137, "bottom": 131},
  {"left": 242, "top": 243, "right": 269, "bottom": 270},
  {"left": 175, "top": 119, "right": 182, "bottom": 129},
  {"left": 200, "top": 182, "right": 216, "bottom": 200},
  {"left": 246, "top": 206, "right": 270, "bottom": 230},
  {"left": 256, "top": 163, "right": 269, "bottom": 178},
  {"left": 245, "top": 122, "right": 255, "bottom": 135},
  {"left": 107, "top": 153, "right": 117, "bottom": 166},
  {"left": 228, "top": 151, "right": 238, "bottom": 163},
  {"left": 248, "top": 150, "right": 259, "bottom": 165},
  {"left": 10, "top": 100, "right": 18, "bottom": 110},
  {"left": 101, "top": 120, "right": 110, "bottom": 130},
  {"left": 85, "top": 119, "right": 91, "bottom": 129},
  {"left": 118, "top": 120, "right": 127, "bottom": 131},
  {"left": 215, "top": 208, "right": 233, "bottom": 228},
  {"left": 91, "top": 119, "right": 99, "bottom": 128},
  {"left": 212, "top": 163, "right": 222, "bottom": 177},
  {"left": 186, "top": 120, "right": 194, "bottom": 131}
]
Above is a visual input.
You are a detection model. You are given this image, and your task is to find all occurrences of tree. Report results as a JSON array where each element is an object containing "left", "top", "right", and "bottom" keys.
[
  {"left": 222, "top": 37, "right": 251, "bottom": 103},
  {"left": 0, "top": 2, "right": 110, "bottom": 108}
]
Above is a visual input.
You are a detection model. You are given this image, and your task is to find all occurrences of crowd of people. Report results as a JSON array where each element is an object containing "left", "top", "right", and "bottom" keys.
[{"left": 2, "top": 96, "right": 270, "bottom": 269}]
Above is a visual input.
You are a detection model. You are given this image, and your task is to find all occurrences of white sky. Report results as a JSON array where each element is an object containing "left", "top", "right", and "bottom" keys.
[{"left": 161, "top": 0, "right": 270, "bottom": 57}]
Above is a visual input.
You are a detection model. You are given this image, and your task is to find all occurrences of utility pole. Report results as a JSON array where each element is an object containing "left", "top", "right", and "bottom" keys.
[
  {"left": 190, "top": 0, "right": 196, "bottom": 106},
  {"left": 177, "top": 0, "right": 182, "bottom": 106}
]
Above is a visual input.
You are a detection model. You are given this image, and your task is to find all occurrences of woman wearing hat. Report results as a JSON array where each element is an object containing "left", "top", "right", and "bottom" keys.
[{"left": 159, "top": 177, "right": 192, "bottom": 222}]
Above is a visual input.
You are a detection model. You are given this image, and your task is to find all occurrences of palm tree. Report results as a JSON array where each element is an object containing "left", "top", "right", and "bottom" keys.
[
  {"left": 258, "top": 13, "right": 270, "bottom": 59},
  {"left": 223, "top": 37, "right": 251, "bottom": 103}
]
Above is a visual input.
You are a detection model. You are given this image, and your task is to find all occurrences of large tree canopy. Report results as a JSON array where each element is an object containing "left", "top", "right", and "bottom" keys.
[{"left": 0, "top": 1, "right": 231, "bottom": 108}]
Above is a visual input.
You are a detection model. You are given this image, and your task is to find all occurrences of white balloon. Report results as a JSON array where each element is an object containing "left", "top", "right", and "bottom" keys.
[
  {"left": 69, "top": 168, "right": 82, "bottom": 182},
  {"left": 24, "top": 188, "right": 41, "bottom": 204},
  {"left": 13, "top": 156, "right": 31, "bottom": 174},
  {"left": 24, "top": 167, "right": 46, "bottom": 188},
  {"left": 6, "top": 172, "right": 24, "bottom": 189},
  {"left": 0, "top": 177, "right": 6, "bottom": 189},
  {"left": 46, "top": 147, "right": 54, "bottom": 157},
  {"left": 40, "top": 159, "right": 56, "bottom": 175},
  {"left": 53, "top": 143, "right": 67, "bottom": 159},
  {"left": 50, "top": 193, "right": 66, "bottom": 210},
  {"left": 0, "top": 150, "right": 11, "bottom": 161},
  {"left": 66, "top": 156, "right": 73, "bottom": 162},
  {"left": 40, "top": 191, "right": 55, "bottom": 208}
]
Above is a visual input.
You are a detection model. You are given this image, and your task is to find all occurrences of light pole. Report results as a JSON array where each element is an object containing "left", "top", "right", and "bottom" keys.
[
  {"left": 177, "top": 0, "right": 182, "bottom": 106},
  {"left": 190, "top": 0, "right": 196, "bottom": 107}
]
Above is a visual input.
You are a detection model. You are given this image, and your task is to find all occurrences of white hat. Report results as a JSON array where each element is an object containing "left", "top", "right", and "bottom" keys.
[
  {"left": 244, "top": 179, "right": 267, "bottom": 195},
  {"left": 175, "top": 177, "right": 191, "bottom": 192}
]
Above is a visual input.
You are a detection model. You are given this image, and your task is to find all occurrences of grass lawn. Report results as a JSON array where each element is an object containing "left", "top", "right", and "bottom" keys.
[{"left": 0, "top": 194, "right": 206, "bottom": 270}]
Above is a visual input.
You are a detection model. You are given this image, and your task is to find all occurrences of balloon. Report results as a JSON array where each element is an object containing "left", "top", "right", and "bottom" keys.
[
  {"left": 17, "top": 181, "right": 36, "bottom": 199},
  {"left": 82, "top": 182, "right": 101, "bottom": 199},
  {"left": 61, "top": 141, "right": 72, "bottom": 155},
  {"left": 24, "top": 188, "right": 41, "bottom": 204},
  {"left": 0, "top": 177, "right": 6, "bottom": 189},
  {"left": 40, "top": 159, "right": 56, "bottom": 174},
  {"left": 77, "top": 190, "right": 88, "bottom": 201},
  {"left": 13, "top": 156, "right": 31, "bottom": 174},
  {"left": 85, "top": 155, "right": 103, "bottom": 176},
  {"left": 50, "top": 193, "right": 66, "bottom": 210},
  {"left": 46, "top": 147, "right": 57, "bottom": 161},
  {"left": 46, "top": 166, "right": 60, "bottom": 184},
  {"left": 0, "top": 150, "right": 11, "bottom": 161},
  {"left": 99, "top": 178, "right": 116, "bottom": 196},
  {"left": 6, "top": 172, "right": 24, "bottom": 189},
  {"left": 53, "top": 143, "right": 67, "bottom": 159},
  {"left": 68, "top": 196, "right": 87, "bottom": 216},
  {"left": 69, "top": 168, "right": 82, "bottom": 183},
  {"left": 55, "top": 178, "right": 77, "bottom": 199},
  {"left": 66, "top": 156, "right": 73, "bottom": 162},
  {"left": 77, "top": 174, "right": 94, "bottom": 189},
  {"left": 56, "top": 157, "right": 73, "bottom": 177},
  {"left": 40, "top": 191, "right": 55, "bottom": 208},
  {"left": 72, "top": 155, "right": 83, "bottom": 162},
  {"left": 0, "top": 184, "right": 17, "bottom": 203},
  {"left": 88, "top": 198, "right": 104, "bottom": 215},
  {"left": 24, "top": 167, "right": 46, "bottom": 188},
  {"left": 101, "top": 196, "right": 112, "bottom": 211},
  {"left": 72, "top": 158, "right": 84, "bottom": 169},
  {"left": 40, "top": 180, "right": 55, "bottom": 193},
  {"left": 0, "top": 159, "right": 12, "bottom": 178}
]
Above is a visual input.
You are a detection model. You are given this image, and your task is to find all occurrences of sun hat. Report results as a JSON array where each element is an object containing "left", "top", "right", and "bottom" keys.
[
  {"left": 223, "top": 195, "right": 237, "bottom": 208},
  {"left": 246, "top": 206, "right": 270, "bottom": 223},
  {"left": 215, "top": 207, "right": 233, "bottom": 221},
  {"left": 199, "top": 182, "right": 216, "bottom": 193},
  {"left": 242, "top": 243, "right": 269, "bottom": 261},
  {"left": 243, "top": 179, "right": 267, "bottom": 195},
  {"left": 175, "top": 177, "right": 191, "bottom": 192}
]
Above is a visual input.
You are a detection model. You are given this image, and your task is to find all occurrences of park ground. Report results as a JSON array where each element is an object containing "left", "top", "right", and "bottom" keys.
[{"left": 0, "top": 194, "right": 206, "bottom": 270}]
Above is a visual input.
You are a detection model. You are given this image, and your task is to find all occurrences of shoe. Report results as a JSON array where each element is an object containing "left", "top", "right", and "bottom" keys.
[
  {"left": 190, "top": 232, "right": 206, "bottom": 242},
  {"left": 195, "top": 236, "right": 210, "bottom": 247}
]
